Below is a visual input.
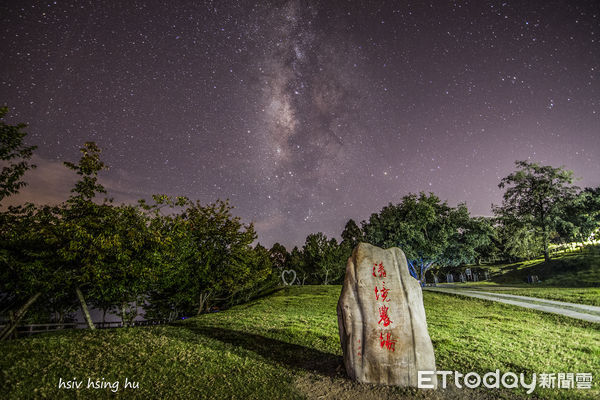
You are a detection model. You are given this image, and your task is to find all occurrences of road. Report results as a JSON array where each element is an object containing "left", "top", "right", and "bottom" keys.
[{"left": 424, "top": 287, "right": 600, "bottom": 323}]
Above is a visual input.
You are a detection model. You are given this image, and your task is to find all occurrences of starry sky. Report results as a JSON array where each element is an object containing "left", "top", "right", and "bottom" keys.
[{"left": 2, "top": 0, "right": 599, "bottom": 249}]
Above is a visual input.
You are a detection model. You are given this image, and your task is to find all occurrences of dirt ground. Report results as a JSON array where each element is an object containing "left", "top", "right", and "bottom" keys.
[{"left": 294, "top": 370, "right": 539, "bottom": 400}]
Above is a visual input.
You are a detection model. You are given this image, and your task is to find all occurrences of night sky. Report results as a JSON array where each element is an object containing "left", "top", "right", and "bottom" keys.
[{"left": 2, "top": 0, "right": 599, "bottom": 248}]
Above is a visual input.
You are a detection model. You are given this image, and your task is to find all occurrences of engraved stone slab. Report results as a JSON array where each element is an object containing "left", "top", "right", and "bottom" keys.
[{"left": 337, "top": 242, "right": 436, "bottom": 387}]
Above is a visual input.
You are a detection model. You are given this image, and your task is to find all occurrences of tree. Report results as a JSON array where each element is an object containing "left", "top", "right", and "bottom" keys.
[
  {"left": 58, "top": 143, "right": 163, "bottom": 327},
  {"left": 143, "top": 195, "right": 272, "bottom": 318},
  {"left": 582, "top": 187, "right": 600, "bottom": 242},
  {"left": 60, "top": 142, "right": 109, "bottom": 329},
  {"left": 88, "top": 203, "right": 161, "bottom": 326},
  {"left": 269, "top": 243, "right": 289, "bottom": 270},
  {"left": 288, "top": 246, "right": 308, "bottom": 285},
  {"left": 362, "top": 192, "right": 457, "bottom": 283},
  {"left": 0, "top": 204, "right": 63, "bottom": 340},
  {"left": 302, "top": 232, "right": 346, "bottom": 285},
  {"left": 339, "top": 219, "right": 363, "bottom": 266},
  {"left": 439, "top": 208, "right": 496, "bottom": 267},
  {"left": 496, "top": 161, "right": 579, "bottom": 262},
  {"left": 360, "top": 193, "right": 497, "bottom": 284},
  {"left": 340, "top": 219, "right": 363, "bottom": 249},
  {"left": 556, "top": 187, "right": 600, "bottom": 247},
  {"left": 0, "top": 108, "right": 42, "bottom": 338},
  {"left": 63, "top": 142, "right": 107, "bottom": 203},
  {"left": 233, "top": 243, "right": 275, "bottom": 304},
  {"left": 1, "top": 141, "right": 112, "bottom": 337},
  {"left": 0, "top": 106, "right": 37, "bottom": 203},
  {"left": 494, "top": 204, "right": 543, "bottom": 262},
  {"left": 182, "top": 198, "right": 259, "bottom": 314},
  {"left": 142, "top": 195, "right": 196, "bottom": 321},
  {"left": 468, "top": 217, "right": 500, "bottom": 264}
]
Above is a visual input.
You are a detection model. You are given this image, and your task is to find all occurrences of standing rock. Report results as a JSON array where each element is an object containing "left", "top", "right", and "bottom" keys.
[{"left": 337, "top": 242, "right": 436, "bottom": 387}]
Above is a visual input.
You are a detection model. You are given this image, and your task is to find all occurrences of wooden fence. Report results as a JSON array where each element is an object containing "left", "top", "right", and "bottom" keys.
[{"left": 0, "top": 319, "right": 171, "bottom": 338}]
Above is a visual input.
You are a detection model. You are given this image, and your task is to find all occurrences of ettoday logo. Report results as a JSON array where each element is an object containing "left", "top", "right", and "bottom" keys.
[{"left": 418, "top": 370, "right": 593, "bottom": 393}]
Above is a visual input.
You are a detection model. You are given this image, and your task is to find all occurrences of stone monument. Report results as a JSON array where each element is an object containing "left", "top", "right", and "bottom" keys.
[{"left": 337, "top": 243, "right": 437, "bottom": 387}]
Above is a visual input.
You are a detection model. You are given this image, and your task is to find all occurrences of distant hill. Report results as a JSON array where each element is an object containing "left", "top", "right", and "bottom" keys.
[{"left": 489, "top": 245, "right": 600, "bottom": 287}]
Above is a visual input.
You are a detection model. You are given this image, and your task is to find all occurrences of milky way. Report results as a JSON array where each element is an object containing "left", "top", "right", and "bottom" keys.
[{"left": 2, "top": 0, "right": 599, "bottom": 248}]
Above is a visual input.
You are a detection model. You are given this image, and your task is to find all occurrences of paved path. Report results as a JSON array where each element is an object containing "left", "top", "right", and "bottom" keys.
[{"left": 424, "top": 287, "right": 600, "bottom": 323}]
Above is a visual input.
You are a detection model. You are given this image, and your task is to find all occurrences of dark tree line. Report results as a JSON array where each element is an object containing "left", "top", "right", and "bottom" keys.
[
  {"left": 276, "top": 194, "right": 498, "bottom": 286},
  {"left": 0, "top": 110, "right": 274, "bottom": 338},
  {"left": 273, "top": 161, "right": 599, "bottom": 286},
  {"left": 1, "top": 107, "right": 599, "bottom": 338}
]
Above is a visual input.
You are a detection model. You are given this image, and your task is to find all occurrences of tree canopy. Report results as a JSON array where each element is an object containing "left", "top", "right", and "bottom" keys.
[
  {"left": 0, "top": 107, "right": 37, "bottom": 203},
  {"left": 495, "top": 160, "right": 579, "bottom": 261},
  {"left": 1, "top": 108, "right": 598, "bottom": 337},
  {"left": 360, "top": 192, "right": 501, "bottom": 283}
]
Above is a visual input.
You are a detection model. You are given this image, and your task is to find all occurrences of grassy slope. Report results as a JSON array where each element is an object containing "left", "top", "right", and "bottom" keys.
[
  {"left": 426, "top": 291, "right": 599, "bottom": 400},
  {"left": 485, "top": 246, "right": 600, "bottom": 288},
  {"left": 466, "top": 286, "right": 600, "bottom": 307},
  {"left": 449, "top": 245, "right": 600, "bottom": 306},
  {"left": 1, "top": 286, "right": 599, "bottom": 399}
]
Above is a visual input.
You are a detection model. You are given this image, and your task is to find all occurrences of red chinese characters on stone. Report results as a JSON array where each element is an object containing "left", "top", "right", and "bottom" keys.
[
  {"left": 378, "top": 305, "right": 392, "bottom": 327},
  {"left": 380, "top": 332, "right": 396, "bottom": 351},
  {"left": 372, "top": 262, "right": 386, "bottom": 277},
  {"left": 373, "top": 261, "right": 394, "bottom": 351},
  {"left": 374, "top": 282, "right": 390, "bottom": 302}
]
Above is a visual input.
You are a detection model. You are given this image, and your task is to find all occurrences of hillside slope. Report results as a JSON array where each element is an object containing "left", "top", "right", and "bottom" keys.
[
  {"left": 1, "top": 286, "right": 598, "bottom": 399},
  {"left": 488, "top": 246, "right": 600, "bottom": 287}
]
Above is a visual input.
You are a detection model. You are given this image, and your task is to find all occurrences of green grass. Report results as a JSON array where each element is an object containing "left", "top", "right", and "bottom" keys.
[
  {"left": 1, "top": 286, "right": 599, "bottom": 399},
  {"left": 425, "top": 291, "right": 599, "bottom": 399},
  {"left": 482, "top": 245, "right": 600, "bottom": 287},
  {"left": 440, "top": 245, "right": 600, "bottom": 306},
  {"left": 466, "top": 286, "right": 600, "bottom": 307}
]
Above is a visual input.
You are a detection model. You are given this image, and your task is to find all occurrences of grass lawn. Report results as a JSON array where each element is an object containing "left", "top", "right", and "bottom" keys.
[
  {"left": 1, "top": 286, "right": 598, "bottom": 399},
  {"left": 484, "top": 245, "right": 600, "bottom": 288},
  {"left": 437, "top": 245, "right": 600, "bottom": 306},
  {"left": 466, "top": 286, "right": 600, "bottom": 307}
]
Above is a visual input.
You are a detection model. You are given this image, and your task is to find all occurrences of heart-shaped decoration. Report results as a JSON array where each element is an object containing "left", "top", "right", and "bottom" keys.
[{"left": 281, "top": 269, "right": 297, "bottom": 286}]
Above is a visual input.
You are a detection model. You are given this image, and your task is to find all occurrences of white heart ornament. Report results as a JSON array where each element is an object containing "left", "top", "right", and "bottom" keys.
[{"left": 281, "top": 269, "right": 297, "bottom": 286}]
